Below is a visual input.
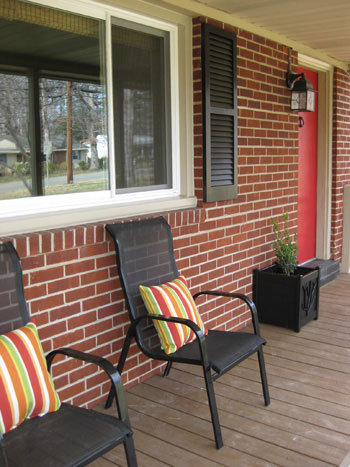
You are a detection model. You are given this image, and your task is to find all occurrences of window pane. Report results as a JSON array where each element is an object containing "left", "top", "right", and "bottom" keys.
[
  {"left": 39, "top": 78, "right": 108, "bottom": 196},
  {"left": 111, "top": 19, "right": 172, "bottom": 191},
  {"left": 0, "top": 0, "right": 108, "bottom": 200},
  {"left": 0, "top": 73, "right": 32, "bottom": 199}
]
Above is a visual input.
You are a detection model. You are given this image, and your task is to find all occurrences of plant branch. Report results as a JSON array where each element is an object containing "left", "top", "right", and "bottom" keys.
[
  {"left": 271, "top": 212, "right": 298, "bottom": 275},
  {"left": 0, "top": 161, "right": 33, "bottom": 195}
]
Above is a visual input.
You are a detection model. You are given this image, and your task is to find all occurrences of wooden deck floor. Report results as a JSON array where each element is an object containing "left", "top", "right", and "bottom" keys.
[{"left": 93, "top": 273, "right": 350, "bottom": 467}]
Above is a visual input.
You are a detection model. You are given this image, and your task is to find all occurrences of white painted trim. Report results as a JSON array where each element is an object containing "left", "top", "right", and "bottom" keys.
[
  {"left": 1, "top": 195, "right": 197, "bottom": 236},
  {"left": 105, "top": 13, "right": 116, "bottom": 199},
  {"left": 341, "top": 186, "right": 350, "bottom": 273},
  {"left": 31, "top": 0, "right": 105, "bottom": 18},
  {"left": 169, "top": 26, "right": 181, "bottom": 194},
  {"left": 298, "top": 55, "right": 333, "bottom": 260},
  {"left": 298, "top": 55, "right": 333, "bottom": 73}
]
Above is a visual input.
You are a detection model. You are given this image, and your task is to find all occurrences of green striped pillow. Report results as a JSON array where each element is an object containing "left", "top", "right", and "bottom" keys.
[
  {"left": 0, "top": 321, "right": 61, "bottom": 435},
  {"left": 139, "top": 275, "right": 207, "bottom": 354}
]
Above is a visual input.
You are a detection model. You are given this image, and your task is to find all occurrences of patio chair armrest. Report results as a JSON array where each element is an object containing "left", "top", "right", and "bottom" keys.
[
  {"left": 133, "top": 313, "right": 204, "bottom": 339},
  {"left": 131, "top": 314, "right": 210, "bottom": 367},
  {"left": 193, "top": 290, "right": 261, "bottom": 335},
  {"left": 46, "top": 348, "right": 130, "bottom": 424},
  {"left": 149, "top": 313, "right": 203, "bottom": 334}
]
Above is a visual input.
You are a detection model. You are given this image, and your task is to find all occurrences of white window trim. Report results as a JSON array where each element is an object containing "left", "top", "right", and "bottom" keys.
[{"left": 0, "top": 0, "right": 195, "bottom": 236}]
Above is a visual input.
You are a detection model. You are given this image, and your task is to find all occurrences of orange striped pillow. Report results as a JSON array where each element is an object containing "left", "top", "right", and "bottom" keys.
[
  {"left": 139, "top": 275, "right": 207, "bottom": 354},
  {"left": 0, "top": 321, "right": 61, "bottom": 435}
]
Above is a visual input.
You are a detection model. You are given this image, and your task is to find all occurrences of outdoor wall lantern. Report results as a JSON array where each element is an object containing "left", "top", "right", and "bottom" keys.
[{"left": 286, "top": 71, "right": 316, "bottom": 112}]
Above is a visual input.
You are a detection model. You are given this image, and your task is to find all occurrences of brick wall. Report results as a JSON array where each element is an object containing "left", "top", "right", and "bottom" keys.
[
  {"left": 0, "top": 18, "right": 307, "bottom": 409},
  {"left": 193, "top": 17, "right": 299, "bottom": 267},
  {"left": 332, "top": 68, "right": 350, "bottom": 260}
]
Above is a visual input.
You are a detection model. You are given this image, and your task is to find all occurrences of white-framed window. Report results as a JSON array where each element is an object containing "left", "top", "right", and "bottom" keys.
[{"left": 0, "top": 0, "right": 195, "bottom": 235}]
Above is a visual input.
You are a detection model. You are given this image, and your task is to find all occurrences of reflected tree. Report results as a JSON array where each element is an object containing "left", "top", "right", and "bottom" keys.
[{"left": 0, "top": 72, "right": 106, "bottom": 196}]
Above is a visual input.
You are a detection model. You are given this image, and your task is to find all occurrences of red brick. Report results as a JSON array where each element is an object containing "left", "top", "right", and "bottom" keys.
[
  {"left": 58, "top": 382, "right": 85, "bottom": 402},
  {"left": 96, "top": 279, "right": 118, "bottom": 295},
  {"left": 69, "top": 364, "right": 96, "bottom": 384},
  {"left": 38, "top": 321, "right": 67, "bottom": 340},
  {"left": 65, "top": 285, "right": 95, "bottom": 303},
  {"left": 13, "top": 237, "right": 27, "bottom": 258},
  {"left": 67, "top": 311, "right": 97, "bottom": 330},
  {"left": 64, "top": 230, "right": 74, "bottom": 249},
  {"left": 41, "top": 232, "right": 52, "bottom": 253},
  {"left": 50, "top": 302, "right": 81, "bottom": 321},
  {"left": 97, "top": 328, "right": 123, "bottom": 346},
  {"left": 52, "top": 329, "right": 84, "bottom": 349},
  {"left": 25, "top": 284, "right": 47, "bottom": 300},
  {"left": 46, "top": 249, "right": 78, "bottom": 265},
  {"left": 79, "top": 243, "right": 108, "bottom": 258},
  {"left": 21, "top": 255, "right": 45, "bottom": 271},
  {"left": 30, "top": 294, "right": 65, "bottom": 313},
  {"left": 65, "top": 259, "right": 95, "bottom": 276},
  {"left": 29, "top": 235, "right": 40, "bottom": 256},
  {"left": 54, "top": 231, "right": 63, "bottom": 251},
  {"left": 48, "top": 275, "right": 80, "bottom": 294},
  {"left": 85, "top": 319, "right": 113, "bottom": 338},
  {"left": 81, "top": 269, "right": 109, "bottom": 286},
  {"left": 30, "top": 266, "right": 64, "bottom": 285},
  {"left": 83, "top": 293, "right": 111, "bottom": 312}
]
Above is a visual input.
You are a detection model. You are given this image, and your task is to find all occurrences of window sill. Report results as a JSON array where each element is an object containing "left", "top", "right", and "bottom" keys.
[{"left": 0, "top": 193, "right": 197, "bottom": 236}]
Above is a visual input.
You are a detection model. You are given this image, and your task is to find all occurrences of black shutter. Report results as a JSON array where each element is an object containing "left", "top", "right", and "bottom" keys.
[{"left": 202, "top": 23, "right": 237, "bottom": 202}]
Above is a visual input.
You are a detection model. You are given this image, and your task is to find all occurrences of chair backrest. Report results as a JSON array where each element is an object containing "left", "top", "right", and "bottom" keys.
[
  {"left": 106, "top": 217, "right": 179, "bottom": 354},
  {"left": 0, "top": 242, "right": 30, "bottom": 334}
]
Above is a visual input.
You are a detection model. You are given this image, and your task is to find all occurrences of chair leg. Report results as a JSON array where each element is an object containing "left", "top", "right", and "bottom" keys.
[
  {"left": 163, "top": 361, "right": 172, "bottom": 377},
  {"left": 105, "top": 335, "right": 132, "bottom": 409},
  {"left": 123, "top": 434, "right": 137, "bottom": 467},
  {"left": 257, "top": 347, "right": 270, "bottom": 406},
  {"left": 202, "top": 366, "right": 223, "bottom": 449}
]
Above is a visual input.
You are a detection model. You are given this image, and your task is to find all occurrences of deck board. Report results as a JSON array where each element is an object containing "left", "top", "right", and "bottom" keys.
[{"left": 92, "top": 273, "right": 350, "bottom": 466}]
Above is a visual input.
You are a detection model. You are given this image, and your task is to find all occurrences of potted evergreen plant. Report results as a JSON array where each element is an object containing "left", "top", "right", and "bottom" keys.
[{"left": 253, "top": 213, "right": 320, "bottom": 332}]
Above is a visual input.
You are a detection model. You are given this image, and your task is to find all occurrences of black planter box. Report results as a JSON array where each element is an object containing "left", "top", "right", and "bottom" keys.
[{"left": 253, "top": 264, "right": 320, "bottom": 332}]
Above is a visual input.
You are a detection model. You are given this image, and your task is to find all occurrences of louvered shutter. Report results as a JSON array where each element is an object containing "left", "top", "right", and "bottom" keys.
[{"left": 202, "top": 23, "right": 237, "bottom": 202}]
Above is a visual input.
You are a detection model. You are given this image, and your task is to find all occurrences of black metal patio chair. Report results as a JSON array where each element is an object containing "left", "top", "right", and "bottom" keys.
[
  {"left": 0, "top": 242, "right": 137, "bottom": 467},
  {"left": 105, "top": 216, "right": 270, "bottom": 449}
]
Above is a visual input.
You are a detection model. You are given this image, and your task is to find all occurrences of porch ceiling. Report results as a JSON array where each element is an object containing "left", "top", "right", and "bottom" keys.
[{"left": 195, "top": 0, "right": 350, "bottom": 67}]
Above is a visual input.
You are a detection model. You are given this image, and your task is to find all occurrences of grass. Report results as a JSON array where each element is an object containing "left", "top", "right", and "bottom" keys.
[
  {"left": 0, "top": 168, "right": 98, "bottom": 184},
  {"left": 0, "top": 179, "right": 107, "bottom": 200}
]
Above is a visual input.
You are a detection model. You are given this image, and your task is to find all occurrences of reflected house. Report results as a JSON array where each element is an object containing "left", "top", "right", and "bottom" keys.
[
  {"left": 0, "top": 136, "right": 30, "bottom": 171},
  {"left": 132, "top": 134, "right": 153, "bottom": 159},
  {"left": 130, "top": 135, "right": 153, "bottom": 186},
  {"left": 50, "top": 136, "right": 89, "bottom": 168},
  {"left": 0, "top": 134, "right": 89, "bottom": 170},
  {"left": 81, "top": 134, "right": 108, "bottom": 168}
]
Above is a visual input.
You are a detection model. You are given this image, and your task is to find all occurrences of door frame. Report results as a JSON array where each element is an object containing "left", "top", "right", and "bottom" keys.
[{"left": 298, "top": 54, "right": 333, "bottom": 260}]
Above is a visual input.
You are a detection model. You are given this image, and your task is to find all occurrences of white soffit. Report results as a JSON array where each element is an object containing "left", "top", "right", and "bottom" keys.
[
  {"left": 195, "top": 0, "right": 350, "bottom": 69},
  {"left": 148, "top": 0, "right": 349, "bottom": 70}
]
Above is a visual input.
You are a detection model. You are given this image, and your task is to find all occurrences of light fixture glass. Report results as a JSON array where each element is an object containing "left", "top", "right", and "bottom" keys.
[{"left": 286, "top": 72, "right": 316, "bottom": 112}]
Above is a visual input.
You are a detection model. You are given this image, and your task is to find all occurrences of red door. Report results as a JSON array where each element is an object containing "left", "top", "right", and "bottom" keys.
[{"left": 297, "top": 68, "right": 318, "bottom": 263}]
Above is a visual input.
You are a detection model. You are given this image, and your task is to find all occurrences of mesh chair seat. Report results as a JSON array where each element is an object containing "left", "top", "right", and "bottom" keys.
[
  {"left": 2, "top": 403, "right": 131, "bottom": 467},
  {"left": 171, "top": 330, "right": 266, "bottom": 376}
]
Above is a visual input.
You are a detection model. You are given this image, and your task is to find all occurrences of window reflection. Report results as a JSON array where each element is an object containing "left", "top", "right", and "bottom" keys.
[
  {"left": 112, "top": 19, "right": 172, "bottom": 191},
  {"left": 0, "top": 0, "right": 108, "bottom": 200}
]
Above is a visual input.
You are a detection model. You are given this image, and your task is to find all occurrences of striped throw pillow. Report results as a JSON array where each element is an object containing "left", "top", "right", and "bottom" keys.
[
  {"left": 0, "top": 321, "right": 61, "bottom": 435},
  {"left": 139, "top": 275, "right": 207, "bottom": 354}
]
